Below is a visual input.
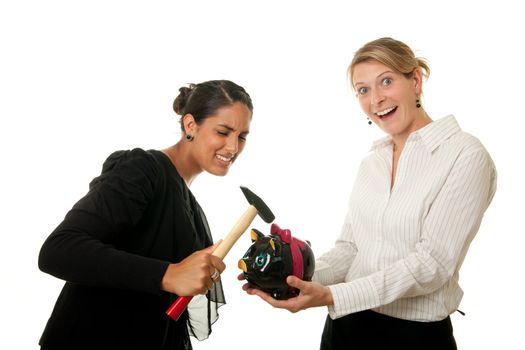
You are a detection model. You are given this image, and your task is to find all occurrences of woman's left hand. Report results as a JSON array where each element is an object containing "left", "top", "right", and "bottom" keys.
[{"left": 239, "top": 274, "right": 334, "bottom": 313}]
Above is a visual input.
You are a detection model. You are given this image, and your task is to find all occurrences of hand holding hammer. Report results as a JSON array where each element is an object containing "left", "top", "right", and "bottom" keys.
[{"left": 165, "top": 186, "right": 275, "bottom": 320}]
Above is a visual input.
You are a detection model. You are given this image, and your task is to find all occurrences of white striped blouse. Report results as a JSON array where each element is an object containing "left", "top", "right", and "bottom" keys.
[{"left": 313, "top": 115, "right": 497, "bottom": 321}]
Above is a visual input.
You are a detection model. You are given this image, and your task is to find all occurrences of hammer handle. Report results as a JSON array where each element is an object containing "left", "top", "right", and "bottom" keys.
[
  {"left": 166, "top": 205, "right": 258, "bottom": 320},
  {"left": 212, "top": 205, "right": 257, "bottom": 259}
]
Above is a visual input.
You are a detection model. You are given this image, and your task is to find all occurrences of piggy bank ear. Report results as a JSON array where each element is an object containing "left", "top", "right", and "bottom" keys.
[
  {"left": 269, "top": 238, "right": 276, "bottom": 251},
  {"left": 250, "top": 228, "right": 264, "bottom": 242}
]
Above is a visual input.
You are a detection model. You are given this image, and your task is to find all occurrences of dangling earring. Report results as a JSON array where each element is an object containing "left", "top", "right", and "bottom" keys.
[
  {"left": 185, "top": 133, "right": 193, "bottom": 141},
  {"left": 367, "top": 118, "right": 372, "bottom": 125},
  {"left": 416, "top": 99, "right": 421, "bottom": 108}
]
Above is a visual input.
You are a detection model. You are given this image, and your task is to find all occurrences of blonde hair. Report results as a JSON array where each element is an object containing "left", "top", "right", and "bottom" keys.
[{"left": 348, "top": 37, "right": 430, "bottom": 89}]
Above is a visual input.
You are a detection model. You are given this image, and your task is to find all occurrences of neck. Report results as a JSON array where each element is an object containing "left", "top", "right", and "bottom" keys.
[
  {"left": 391, "top": 110, "right": 432, "bottom": 153},
  {"left": 163, "top": 141, "right": 201, "bottom": 187}
]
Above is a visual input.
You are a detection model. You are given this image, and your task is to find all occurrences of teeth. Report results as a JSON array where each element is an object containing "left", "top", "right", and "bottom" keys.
[
  {"left": 216, "top": 154, "right": 233, "bottom": 162},
  {"left": 376, "top": 106, "right": 396, "bottom": 116}
]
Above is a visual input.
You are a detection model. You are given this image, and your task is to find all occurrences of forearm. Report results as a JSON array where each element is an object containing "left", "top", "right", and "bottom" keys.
[
  {"left": 313, "top": 215, "right": 358, "bottom": 286},
  {"left": 326, "top": 246, "right": 450, "bottom": 319}
]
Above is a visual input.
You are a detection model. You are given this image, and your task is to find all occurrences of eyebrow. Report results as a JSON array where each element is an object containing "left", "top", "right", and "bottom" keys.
[
  {"left": 377, "top": 70, "right": 394, "bottom": 79},
  {"left": 354, "top": 70, "right": 395, "bottom": 88},
  {"left": 218, "top": 123, "right": 250, "bottom": 135},
  {"left": 218, "top": 123, "right": 235, "bottom": 131}
]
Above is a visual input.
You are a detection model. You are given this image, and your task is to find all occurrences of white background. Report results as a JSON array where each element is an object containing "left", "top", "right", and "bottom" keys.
[{"left": 1, "top": 1, "right": 524, "bottom": 349}]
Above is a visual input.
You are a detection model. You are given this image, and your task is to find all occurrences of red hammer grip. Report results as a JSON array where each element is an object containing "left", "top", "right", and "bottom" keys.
[{"left": 166, "top": 296, "right": 192, "bottom": 320}]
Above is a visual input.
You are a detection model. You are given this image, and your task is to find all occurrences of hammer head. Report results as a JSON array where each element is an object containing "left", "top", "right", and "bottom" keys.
[{"left": 240, "top": 186, "right": 275, "bottom": 223}]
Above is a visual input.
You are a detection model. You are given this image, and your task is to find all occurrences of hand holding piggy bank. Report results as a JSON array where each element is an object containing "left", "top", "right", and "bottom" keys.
[{"left": 238, "top": 223, "right": 315, "bottom": 299}]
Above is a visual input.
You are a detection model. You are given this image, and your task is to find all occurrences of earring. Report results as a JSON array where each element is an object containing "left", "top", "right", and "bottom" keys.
[
  {"left": 185, "top": 134, "right": 193, "bottom": 141},
  {"left": 416, "top": 99, "right": 421, "bottom": 108},
  {"left": 367, "top": 118, "right": 372, "bottom": 125}
]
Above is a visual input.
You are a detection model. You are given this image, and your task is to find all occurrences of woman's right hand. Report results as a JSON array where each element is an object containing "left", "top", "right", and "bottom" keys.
[
  {"left": 240, "top": 275, "right": 334, "bottom": 313},
  {"left": 160, "top": 242, "right": 225, "bottom": 296}
]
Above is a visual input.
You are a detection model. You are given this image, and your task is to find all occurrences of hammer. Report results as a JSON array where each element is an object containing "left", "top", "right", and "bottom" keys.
[{"left": 166, "top": 186, "right": 275, "bottom": 320}]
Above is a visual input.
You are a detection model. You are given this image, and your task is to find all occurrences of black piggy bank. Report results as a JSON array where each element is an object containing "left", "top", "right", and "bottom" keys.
[{"left": 238, "top": 223, "right": 315, "bottom": 299}]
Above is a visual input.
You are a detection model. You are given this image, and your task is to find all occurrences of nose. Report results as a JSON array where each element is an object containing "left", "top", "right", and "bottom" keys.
[
  {"left": 225, "top": 135, "right": 239, "bottom": 155},
  {"left": 370, "top": 89, "right": 385, "bottom": 106}
]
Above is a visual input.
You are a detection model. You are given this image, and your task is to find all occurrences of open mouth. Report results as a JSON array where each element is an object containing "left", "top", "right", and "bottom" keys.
[
  {"left": 216, "top": 154, "right": 234, "bottom": 165},
  {"left": 375, "top": 106, "right": 397, "bottom": 120}
]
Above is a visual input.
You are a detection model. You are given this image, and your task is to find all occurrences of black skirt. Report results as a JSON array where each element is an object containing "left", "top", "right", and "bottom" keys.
[{"left": 320, "top": 310, "right": 457, "bottom": 350}]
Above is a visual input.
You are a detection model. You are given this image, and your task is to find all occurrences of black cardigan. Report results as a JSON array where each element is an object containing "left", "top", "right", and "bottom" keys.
[{"left": 38, "top": 149, "right": 215, "bottom": 349}]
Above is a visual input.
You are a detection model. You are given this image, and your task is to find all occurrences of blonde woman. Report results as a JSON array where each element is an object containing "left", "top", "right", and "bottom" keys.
[{"left": 243, "top": 38, "right": 497, "bottom": 349}]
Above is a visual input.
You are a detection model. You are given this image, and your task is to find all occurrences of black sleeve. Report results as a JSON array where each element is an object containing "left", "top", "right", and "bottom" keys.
[{"left": 38, "top": 149, "right": 169, "bottom": 295}]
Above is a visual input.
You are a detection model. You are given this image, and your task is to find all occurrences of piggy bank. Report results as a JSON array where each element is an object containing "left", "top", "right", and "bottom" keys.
[{"left": 238, "top": 223, "right": 315, "bottom": 299}]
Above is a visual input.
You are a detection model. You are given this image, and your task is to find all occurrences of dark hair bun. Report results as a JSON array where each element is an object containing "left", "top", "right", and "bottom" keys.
[
  {"left": 172, "top": 84, "right": 196, "bottom": 115},
  {"left": 172, "top": 80, "right": 253, "bottom": 132}
]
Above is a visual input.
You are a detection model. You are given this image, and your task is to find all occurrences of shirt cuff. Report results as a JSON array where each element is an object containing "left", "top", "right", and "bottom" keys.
[{"left": 327, "top": 277, "right": 380, "bottom": 319}]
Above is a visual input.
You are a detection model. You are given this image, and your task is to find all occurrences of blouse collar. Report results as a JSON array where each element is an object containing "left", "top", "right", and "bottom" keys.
[{"left": 370, "top": 115, "right": 461, "bottom": 153}]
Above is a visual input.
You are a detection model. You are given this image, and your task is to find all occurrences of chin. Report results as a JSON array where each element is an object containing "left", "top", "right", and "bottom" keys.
[{"left": 208, "top": 167, "right": 230, "bottom": 177}]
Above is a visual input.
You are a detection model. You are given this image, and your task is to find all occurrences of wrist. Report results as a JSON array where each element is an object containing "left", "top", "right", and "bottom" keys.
[
  {"left": 160, "top": 263, "right": 176, "bottom": 292},
  {"left": 323, "top": 286, "right": 334, "bottom": 306}
]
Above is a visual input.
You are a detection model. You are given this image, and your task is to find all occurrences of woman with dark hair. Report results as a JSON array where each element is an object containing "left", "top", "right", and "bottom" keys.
[{"left": 39, "top": 80, "right": 253, "bottom": 349}]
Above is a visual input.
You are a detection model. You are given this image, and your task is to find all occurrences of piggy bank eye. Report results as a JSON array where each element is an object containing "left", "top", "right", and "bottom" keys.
[
  {"left": 255, "top": 252, "right": 266, "bottom": 266},
  {"left": 255, "top": 252, "right": 271, "bottom": 271}
]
